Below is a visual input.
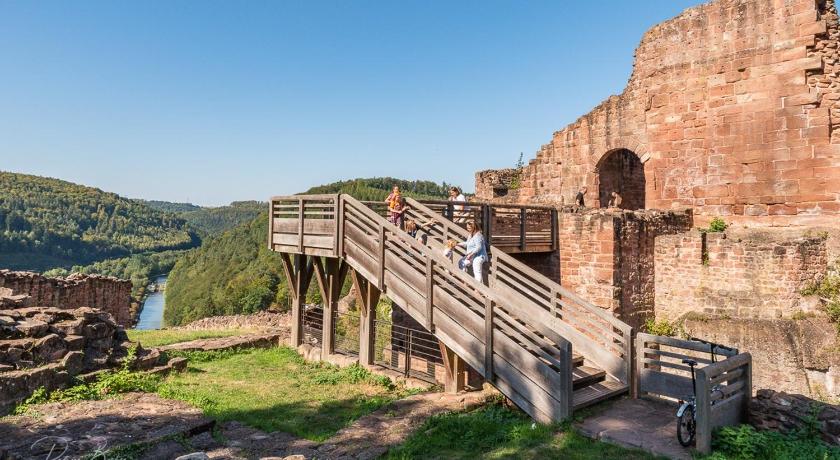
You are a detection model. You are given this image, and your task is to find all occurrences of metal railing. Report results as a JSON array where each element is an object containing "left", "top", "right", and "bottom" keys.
[{"left": 374, "top": 316, "right": 442, "bottom": 384}]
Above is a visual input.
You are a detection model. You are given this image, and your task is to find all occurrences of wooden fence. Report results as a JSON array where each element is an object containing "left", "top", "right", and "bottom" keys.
[
  {"left": 417, "top": 199, "right": 556, "bottom": 253},
  {"left": 635, "top": 333, "right": 752, "bottom": 453}
]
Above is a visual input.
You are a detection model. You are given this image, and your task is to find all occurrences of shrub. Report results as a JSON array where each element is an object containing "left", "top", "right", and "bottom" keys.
[
  {"left": 707, "top": 217, "right": 727, "bottom": 233},
  {"left": 644, "top": 318, "right": 679, "bottom": 337},
  {"left": 707, "top": 424, "right": 840, "bottom": 460}
]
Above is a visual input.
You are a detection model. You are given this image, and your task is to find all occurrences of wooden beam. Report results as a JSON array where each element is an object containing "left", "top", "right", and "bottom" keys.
[
  {"left": 438, "top": 340, "right": 465, "bottom": 393},
  {"left": 484, "top": 297, "right": 494, "bottom": 383},
  {"left": 352, "top": 269, "right": 380, "bottom": 367},
  {"left": 314, "top": 257, "right": 348, "bottom": 357},
  {"left": 284, "top": 254, "right": 314, "bottom": 347},
  {"left": 519, "top": 208, "right": 526, "bottom": 251},
  {"left": 298, "top": 198, "right": 305, "bottom": 253},
  {"left": 425, "top": 257, "right": 434, "bottom": 331}
]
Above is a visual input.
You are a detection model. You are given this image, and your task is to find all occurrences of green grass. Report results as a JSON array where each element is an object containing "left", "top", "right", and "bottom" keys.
[
  {"left": 157, "top": 346, "right": 411, "bottom": 441},
  {"left": 386, "top": 400, "right": 663, "bottom": 460},
  {"left": 126, "top": 328, "right": 253, "bottom": 347}
]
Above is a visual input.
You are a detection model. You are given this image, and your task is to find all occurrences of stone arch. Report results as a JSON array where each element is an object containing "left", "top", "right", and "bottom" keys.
[{"left": 595, "top": 148, "right": 646, "bottom": 210}]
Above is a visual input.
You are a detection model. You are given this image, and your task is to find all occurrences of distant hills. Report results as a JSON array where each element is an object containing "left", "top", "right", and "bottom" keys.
[
  {"left": 164, "top": 177, "right": 453, "bottom": 326},
  {"left": 0, "top": 171, "right": 199, "bottom": 272}
]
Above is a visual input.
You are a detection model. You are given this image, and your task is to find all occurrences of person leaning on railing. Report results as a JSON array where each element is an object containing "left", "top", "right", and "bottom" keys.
[
  {"left": 458, "top": 220, "right": 488, "bottom": 283},
  {"left": 448, "top": 186, "right": 468, "bottom": 223}
]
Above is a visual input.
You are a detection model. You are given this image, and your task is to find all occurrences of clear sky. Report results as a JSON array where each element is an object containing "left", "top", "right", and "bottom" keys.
[{"left": 0, "top": 0, "right": 701, "bottom": 206}]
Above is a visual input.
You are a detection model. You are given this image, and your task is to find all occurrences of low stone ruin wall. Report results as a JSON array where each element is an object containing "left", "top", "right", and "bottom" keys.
[
  {"left": 0, "top": 306, "right": 152, "bottom": 414},
  {"left": 751, "top": 389, "right": 840, "bottom": 446},
  {"left": 655, "top": 228, "right": 832, "bottom": 320},
  {"left": 0, "top": 270, "right": 134, "bottom": 327}
]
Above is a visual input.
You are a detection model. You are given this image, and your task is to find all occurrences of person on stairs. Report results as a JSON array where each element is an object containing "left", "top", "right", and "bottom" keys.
[
  {"left": 458, "top": 220, "right": 488, "bottom": 283},
  {"left": 385, "top": 185, "right": 408, "bottom": 229}
]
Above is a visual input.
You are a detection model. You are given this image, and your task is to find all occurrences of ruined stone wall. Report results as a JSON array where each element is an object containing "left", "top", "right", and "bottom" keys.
[
  {"left": 0, "top": 271, "right": 134, "bottom": 327},
  {"left": 555, "top": 208, "right": 692, "bottom": 324},
  {"left": 557, "top": 212, "right": 620, "bottom": 312},
  {"left": 477, "top": 0, "right": 840, "bottom": 226},
  {"left": 654, "top": 228, "right": 830, "bottom": 320}
]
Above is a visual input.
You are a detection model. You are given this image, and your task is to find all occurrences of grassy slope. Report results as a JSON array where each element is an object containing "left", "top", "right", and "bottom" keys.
[
  {"left": 159, "top": 347, "right": 408, "bottom": 441},
  {"left": 386, "top": 401, "right": 663, "bottom": 460},
  {"left": 126, "top": 328, "right": 253, "bottom": 347}
]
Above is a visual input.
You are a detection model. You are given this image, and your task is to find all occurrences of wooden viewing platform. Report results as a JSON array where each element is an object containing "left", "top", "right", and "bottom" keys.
[
  {"left": 269, "top": 194, "right": 632, "bottom": 422},
  {"left": 267, "top": 194, "right": 754, "bottom": 453}
]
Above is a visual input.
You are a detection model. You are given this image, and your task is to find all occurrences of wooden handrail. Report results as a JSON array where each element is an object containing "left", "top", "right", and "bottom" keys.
[{"left": 407, "top": 198, "right": 633, "bottom": 383}]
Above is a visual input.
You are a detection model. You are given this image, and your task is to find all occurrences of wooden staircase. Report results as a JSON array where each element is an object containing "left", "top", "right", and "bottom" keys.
[{"left": 269, "top": 194, "right": 633, "bottom": 422}]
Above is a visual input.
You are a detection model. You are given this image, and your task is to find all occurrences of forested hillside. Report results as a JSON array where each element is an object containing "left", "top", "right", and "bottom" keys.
[
  {"left": 140, "top": 199, "right": 264, "bottom": 236},
  {"left": 164, "top": 178, "right": 452, "bottom": 326},
  {"left": 138, "top": 200, "right": 202, "bottom": 214},
  {"left": 0, "top": 171, "right": 199, "bottom": 271},
  {"left": 305, "top": 177, "right": 453, "bottom": 201},
  {"left": 164, "top": 213, "right": 286, "bottom": 326},
  {"left": 179, "top": 201, "right": 265, "bottom": 236}
]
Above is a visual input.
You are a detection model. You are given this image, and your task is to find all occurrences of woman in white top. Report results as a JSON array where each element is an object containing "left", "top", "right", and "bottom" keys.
[{"left": 448, "top": 187, "right": 468, "bottom": 223}]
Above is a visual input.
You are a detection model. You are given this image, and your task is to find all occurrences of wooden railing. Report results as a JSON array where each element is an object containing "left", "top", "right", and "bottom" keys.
[
  {"left": 269, "top": 195, "right": 340, "bottom": 256},
  {"left": 406, "top": 197, "right": 634, "bottom": 384},
  {"left": 635, "top": 333, "right": 751, "bottom": 454},
  {"left": 416, "top": 199, "right": 556, "bottom": 253},
  {"left": 271, "top": 194, "right": 576, "bottom": 421},
  {"left": 696, "top": 353, "right": 752, "bottom": 454}
]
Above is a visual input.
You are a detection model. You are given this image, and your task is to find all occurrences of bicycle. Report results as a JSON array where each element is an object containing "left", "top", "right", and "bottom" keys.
[{"left": 675, "top": 338, "right": 733, "bottom": 447}]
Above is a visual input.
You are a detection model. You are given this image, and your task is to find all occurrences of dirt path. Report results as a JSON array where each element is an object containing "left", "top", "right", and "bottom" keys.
[{"left": 0, "top": 389, "right": 493, "bottom": 460}]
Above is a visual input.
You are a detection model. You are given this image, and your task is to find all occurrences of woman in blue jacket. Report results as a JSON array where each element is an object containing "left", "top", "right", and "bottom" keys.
[{"left": 458, "top": 220, "right": 488, "bottom": 283}]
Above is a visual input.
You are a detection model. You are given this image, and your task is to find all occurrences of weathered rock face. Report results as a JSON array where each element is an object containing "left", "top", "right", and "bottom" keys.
[
  {"left": 477, "top": 0, "right": 840, "bottom": 227},
  {"left": 682, "top": 316, "right": 840, "bottom": 398},
  {"left": 0, "top": 270, "right": 134, "bottom": 327},
  {"left": 750, "top": 389, "right": 840, "bottom": 446},
  {"left": 0, "top": 306, "right": 143, "bottom": 414}
]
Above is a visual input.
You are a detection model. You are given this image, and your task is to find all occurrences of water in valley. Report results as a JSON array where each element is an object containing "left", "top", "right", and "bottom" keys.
[{"left": 135, "top": 275, "right": 167, "bottom": 330}]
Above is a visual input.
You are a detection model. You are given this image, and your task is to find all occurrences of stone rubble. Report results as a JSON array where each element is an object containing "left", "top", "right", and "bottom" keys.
[
  {"left": 750, "top": 389, "right": 840, "bottom": 446},
  {"left": 0, "top": 305, "right": 158, "bottom": 414}
]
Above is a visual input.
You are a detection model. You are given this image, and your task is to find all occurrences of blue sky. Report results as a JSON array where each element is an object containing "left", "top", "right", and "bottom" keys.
[{"left": 0, "top": 0, "right": 701, "bottom": 206}]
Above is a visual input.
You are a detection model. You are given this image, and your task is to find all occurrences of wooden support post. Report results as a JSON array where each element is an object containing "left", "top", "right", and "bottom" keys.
[
  {"left": 268, "top": 200, "right": 274, "bottom": 251},
  {"left": 378, "top": 225, "right": 386, "bottom": 291},
  {"left": 314, "top": 257, "right": 349, "bottom": 358},
  {"left": 484, "top": 297, "right": 494, "bottom": 383},
  {"left": 558, "top": 338, "right": 573, "bottom": 420},
  {"left": 336, "top": 195, "right": 345, "bottom": 257},
  {"left": 352, "top": 269, "right": 380, "bottom": 367},
  {"left": 550, "top": 208, "right": 558, "bottom": 251},
  {"left": 298, "top": 198, "right": 305, "bottom": 253},
  {"left": 438, "top": 340, "right": 465, "bottom": 393},
  {"left": 519, "top": 208, "right": 527, "bottom": 251},
  {"left": 483, "top": 205, "right": 492, "bottom": 246},
  {"left": 280, "top": 253, "right": 314, "bottom": 347},
  {"left": 695, "top": 368, "right": 712, "bottom": 454}
]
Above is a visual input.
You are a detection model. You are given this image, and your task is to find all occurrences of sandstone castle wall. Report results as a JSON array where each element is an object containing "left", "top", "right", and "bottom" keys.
[
  {"left": 0, "top": 270, "right": 134, "bottom": 327},
  {"left": 477, "top": 0, "right": 840, "bottom": 226}
]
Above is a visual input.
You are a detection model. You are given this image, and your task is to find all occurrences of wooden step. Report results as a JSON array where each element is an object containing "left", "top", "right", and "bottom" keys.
[
  {"left": 572, "top": 380, "right": 628, "bottom": 410},
  {"left": 572, "top": 365, "right": 606, "bottom": 389}
]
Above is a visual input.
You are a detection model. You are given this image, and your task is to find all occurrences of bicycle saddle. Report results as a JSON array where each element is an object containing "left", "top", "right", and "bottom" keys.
[{"left": 682, "top": 358, "right": 698, "bottom": 367}]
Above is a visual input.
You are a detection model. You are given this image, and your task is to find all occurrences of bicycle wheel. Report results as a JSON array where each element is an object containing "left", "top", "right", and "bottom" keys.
[{"left": 677, "top": 406, "right": 696, "bottom": 447}]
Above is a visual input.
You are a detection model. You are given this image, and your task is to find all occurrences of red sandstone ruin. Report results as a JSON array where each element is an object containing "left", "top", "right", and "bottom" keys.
[
  {"left": 475, "top": 0, "right": 840, "bottom": 398},
  {"left": 478, "top": 0, "right": 840, "bottom": 228}
]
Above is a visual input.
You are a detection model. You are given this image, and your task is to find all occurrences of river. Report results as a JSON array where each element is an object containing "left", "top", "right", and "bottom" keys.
[{"left": 135, "top": 275, "right": 167, "bottom": 330}]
